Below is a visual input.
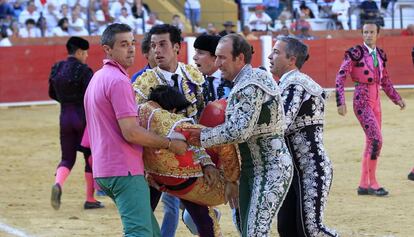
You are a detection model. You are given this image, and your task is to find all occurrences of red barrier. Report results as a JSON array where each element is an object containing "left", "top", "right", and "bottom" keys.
[
  {"left": 0, "top": 42, "right": 187, "bottom": 103},
  {"left": 0, "top": 36, "right": 412, "bottom": 103},
  {"left": 303, "top": 36, "right": 414, "bottom": 88}
]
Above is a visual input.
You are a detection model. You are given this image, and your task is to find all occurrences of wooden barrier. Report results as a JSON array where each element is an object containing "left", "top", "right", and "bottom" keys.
[{"left": 0, "top": 35, "right": 412, "bottom": 103}]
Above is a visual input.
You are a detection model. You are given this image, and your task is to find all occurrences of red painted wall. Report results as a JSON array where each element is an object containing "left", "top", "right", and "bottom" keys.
[
  {"left": 0, "top": 36, "right": 412, "bottom": 103},
  {"left": 302, "top": 36, "right": 414, "bottom": 88}
]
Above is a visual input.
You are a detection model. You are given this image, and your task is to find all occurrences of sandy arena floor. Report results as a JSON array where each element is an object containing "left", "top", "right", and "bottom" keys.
[{"left": 0, "top": 90, "right": 413, "bottom": 237}]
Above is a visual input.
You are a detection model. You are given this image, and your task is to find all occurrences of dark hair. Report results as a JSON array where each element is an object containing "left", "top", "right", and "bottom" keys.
[
  {"left": 220, "top": 33, "right": 252, "bottom": 64},
  {"left": 141, "top": 32, "right": 151, "bottom": 54},
  {"left": 25, "top": 18, "right": 36, "bottom": 26},
  {"left": 58, "top": 17, "right": 68, "bottom": 28},
  {"left": 101, "top": 23, "right": 132, "bottom": 48},
  {"left": 148, "top": 85, "right": 191, "bottom": 112},
  {"left": 362, "top": 21, "right": 381, "bottom": 34},
  {"left": 276, "top": 35, "right": 309, "bottom": 69},
  {"left": 1, "top": 25, "right": 8, "bottom": 38},
  {"left": 149, "top": 24, "right": 183, "bottom": 47}
]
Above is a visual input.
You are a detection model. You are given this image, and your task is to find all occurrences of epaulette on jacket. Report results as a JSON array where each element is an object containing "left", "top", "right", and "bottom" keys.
[
  {"left": 182, "top": 64, "right": 204, "bottom": 85},
  {"left": 346, "top": 45, "right": 364, "bottom": 62},
  {"left": 133, "top": 70, "right": 158, "bottom": 100},
  {"left": 377, "top": 47, "right": 387, "bottom": 62}
]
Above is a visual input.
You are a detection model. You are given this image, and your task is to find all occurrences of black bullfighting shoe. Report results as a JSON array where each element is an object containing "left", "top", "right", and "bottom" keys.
[
  {"left": 51, "top": 183, "right": 62, "bottom": 210},
  {"left": 357, "top": 187, "right": 369, "bottom": 195},
  {"left": 84, "top": 201, "right": 105, "bottom": 209},
  {"left": 368, "top": 187, "right": 389, "bottom": 196},
  {"left": 408, "top": 172, "right": 414, "bottom": 181}
]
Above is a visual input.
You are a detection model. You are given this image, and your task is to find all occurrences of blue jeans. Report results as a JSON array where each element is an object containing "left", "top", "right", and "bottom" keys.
[{"left": 161, "top": 193, "right": 180, "bottom": 237}]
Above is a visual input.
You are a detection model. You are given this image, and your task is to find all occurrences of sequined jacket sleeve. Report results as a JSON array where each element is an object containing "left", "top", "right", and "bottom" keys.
[
  {"left": 200, "top": 84, "right": 265, "bottom": 148},
  {"left": 380, "top": 63, "right": 402, "bottom": 104},
  {"left": 335, "top": 53, "right": 352, "bottom": 107},
  {"left": 208, "top": 145, "right": 240, "bottom": 182},
  {"left": 281, "top": 84, "right": 307, "bottom": 129}
]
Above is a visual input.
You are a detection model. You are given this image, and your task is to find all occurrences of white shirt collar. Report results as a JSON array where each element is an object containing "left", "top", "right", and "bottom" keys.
[
  {"left": 279, "top": 69, "right": 298, "bottom": 83},
  {"left": 209, "top": 69, "right": 221, "bottom": 80},
  {"left": 364, "top": 42, "right": 376, "bottom": 54},
  {"left": 157, "top": 63, "right": 182, "bottom": 82}
]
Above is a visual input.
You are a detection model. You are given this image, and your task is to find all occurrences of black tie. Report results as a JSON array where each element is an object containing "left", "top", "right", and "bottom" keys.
[
  {"left": 171, "top": 74, "right": 179, "bottom": 90},
  {"left": 207, "top": 76, "right": 216, "bottom": 101}
]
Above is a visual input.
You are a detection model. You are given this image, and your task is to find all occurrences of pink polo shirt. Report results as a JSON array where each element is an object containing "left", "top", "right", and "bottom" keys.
[{"left": 84, "top": 59, "right": 144, "bottom": 178}]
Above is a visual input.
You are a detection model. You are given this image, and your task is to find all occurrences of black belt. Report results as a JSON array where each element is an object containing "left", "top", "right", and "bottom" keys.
[{"left": 162, "top": 177, "right": 197, "bottom": 191}]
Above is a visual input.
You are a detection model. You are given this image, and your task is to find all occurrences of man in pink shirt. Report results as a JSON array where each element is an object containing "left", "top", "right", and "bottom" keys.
[{"left": 84, "top": 23, "right": 187, "bottom": 236}]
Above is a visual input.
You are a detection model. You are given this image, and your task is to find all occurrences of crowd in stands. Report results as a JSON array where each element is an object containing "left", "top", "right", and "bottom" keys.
[{"left": 0, "top": 0, "right": 411, "bottom": 46}]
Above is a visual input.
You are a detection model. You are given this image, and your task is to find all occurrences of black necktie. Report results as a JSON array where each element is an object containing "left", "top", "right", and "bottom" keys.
[
  {"left": 171, "top": 74, "right": 179, "bottom": 90},
  {"left": 206, "top": 76, "right": 216, "bottom": 101}
]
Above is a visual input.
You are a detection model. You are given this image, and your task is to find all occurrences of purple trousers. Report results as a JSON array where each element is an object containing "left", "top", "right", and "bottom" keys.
[{"left": 57, "top": 104, "right": 91, "bottom": 172}]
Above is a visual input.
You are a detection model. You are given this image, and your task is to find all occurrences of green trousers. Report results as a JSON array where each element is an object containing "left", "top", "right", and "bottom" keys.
[
  {"left": 96, "top": 175, "right": 161, "bottom": 237},
  {"left": 238, "top": 139, "right": 293, "bottom": 237}
]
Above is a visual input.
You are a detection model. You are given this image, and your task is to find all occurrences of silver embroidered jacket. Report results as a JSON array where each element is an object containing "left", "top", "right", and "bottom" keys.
[
  {"left": 200, "top": 64, "right": 286, "bottom": 147},
  {"left": 279, "top": 69, "right": 337, "bottom": 237},
  {"left": 278, "top": 69, "right": 326, "bottom": 135}
]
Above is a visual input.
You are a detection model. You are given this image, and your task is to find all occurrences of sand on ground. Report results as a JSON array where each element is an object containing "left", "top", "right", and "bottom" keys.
[{"left": 0, "top": 90, "right": 413, "bottom": 237}]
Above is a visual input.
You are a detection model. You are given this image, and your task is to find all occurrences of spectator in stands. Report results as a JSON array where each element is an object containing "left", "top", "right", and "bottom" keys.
[
  {"left": 296, "top": 25, "right": 317, "bottom": 40},
  {"left": 206, "top": 22, "right": 218, "bottom": 36},
  {"left": 292, "top": 0, "right": 317, "bottom": 17},
  {"left": 18, "top": 0, "right": 39, "bottom": 26},
  {"left": 12, "top": 0, "right": 23, "bottom": 19},
  {"left": 0, "top": 24, "right": 11, "bottom": 46},
  {"left": 118, "top": 7, "right": 136, "bottom": 32},
  {"left": 274, "top": 12, "right": 291, "bottom": 31},
  {"left": 57, "top": 4, "right": 70, "bottom": 22},
  {"left": 69, "top": 4, "right": 88, "bottom": 36},
  {"left": 248, "top": 4, "right": 272, "bottom": 31},
  {"left": 290, "top": 14, "right": 311, "bottom": 32},
  {"left": 52, "top": 17, "right": 69, "bottom": 36},
  {"left": 0, "top": 0, "right": 14, "bottom": 21},
  {"left": 263, "top": 0, "right": 283, "bottom": 23},
  {"left": 67, "top": 0, "right": 88, "bottom": 12},
  {"left": 110, "top": 0, "right": 131, "bottom": 20},
  {"left": 131, "top": 0, "right": 149, "bottom": 21},
  {"left": 317, "top": 0, "right": 334, "bottom": 18},
  {"left": 19, "top": 18, "right": 40, "bottom": 37},
  {"left": 92, "top": 0, "right": 113, "bottom": 35},
  {"left": 7, "top": 19, "right": 19, "bottom": 38},
  {"left": 219, "top": 20, "right": 236, "bottom": 36},
  {"left": 300, "top": 3, "right": 315, "bottom": 18},
  {"left": 37, "top": 13, "right": 51, "bottom": 37},
  {"left": 401, "top": 24, "right": 414, "bottom": 36},
  {"left": 43, "top": 2, "right": 60, "bottom": 34},
  {"left": 171, "top": 14, "right": 184, "bottom": 32},
  {"left": 332, "top": 0, "right": 351, "bottom": 30},
  {"left": 184, "top": 0, "right": 201, "bottom": 28},
  {"left": 360, "top": 0, "right": 381, "bottom": 26},
  {"left": 278, "top": 25, "right": 293, "bottom": 37},
  {"left": 145, "top": 12, "right": 163, "bottom": 32},
  {"left": 240, "top": 25, "right": 258, "bottom": 40}
]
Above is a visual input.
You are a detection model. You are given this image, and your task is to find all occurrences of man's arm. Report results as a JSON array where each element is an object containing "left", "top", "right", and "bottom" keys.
[
  {"left": 281, "top": 84, "right": 308, "bottom": 129},
  {"left": 118, "top": 117, "right": 187, "bottom": 155},
  {"left": 335, "top": 53, "right": 353, "bottom": 116},
  {"left": 48, "top": 63, "right": 60, "bottom": 101},
  {"left": 380, "top": 66, "right": 405, "bottom": 110},
  {"left": 200, "top": 85, "right": 265, "bottom": 148}
]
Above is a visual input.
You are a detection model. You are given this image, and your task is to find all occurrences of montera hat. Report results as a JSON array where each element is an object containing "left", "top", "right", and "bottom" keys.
[
  {"left": 193, "top": 34, "right": 221, "bottom": 55},
  {"left": 66, "top": 36, "right": 89, "bottom": 51}
]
